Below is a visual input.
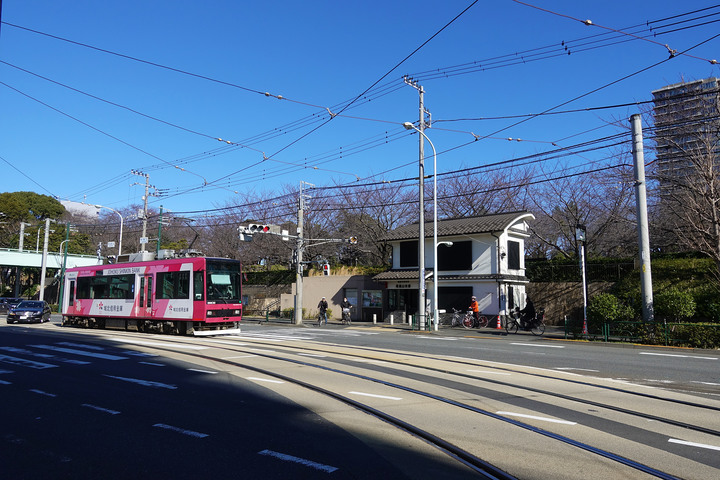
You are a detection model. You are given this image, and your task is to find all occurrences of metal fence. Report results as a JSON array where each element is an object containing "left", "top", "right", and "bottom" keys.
[
  {"left": 564, "top": 319, "right": 720, "bottom": 349},
  {"left": 526, "top": 261, "right": 635, "bottom": 282}
]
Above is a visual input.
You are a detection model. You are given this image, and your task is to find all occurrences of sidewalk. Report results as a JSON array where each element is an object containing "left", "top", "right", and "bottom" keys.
[{"left": 243, "top": 315, "right": 568, "bottom": 339}]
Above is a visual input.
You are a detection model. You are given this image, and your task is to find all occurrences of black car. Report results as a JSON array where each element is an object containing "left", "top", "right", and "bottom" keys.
[
  {"left": 1, "top": 297, "right": 23, "bottom": 311},
  {"left": 6, "top": 300, "right": 52, "bottom": 324}
]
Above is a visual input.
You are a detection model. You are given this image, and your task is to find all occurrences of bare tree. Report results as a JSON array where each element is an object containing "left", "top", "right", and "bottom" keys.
[
  {"left": 514, "top": 159, "right": 636, "bottom": 259},
  {"left": 651, "top": 117, "right": 720, "bottom": 279}
]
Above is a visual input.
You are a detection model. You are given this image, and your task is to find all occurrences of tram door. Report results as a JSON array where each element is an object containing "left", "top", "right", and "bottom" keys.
[{"left": 139, "top": 275, "right": 153, "bottom": 318}]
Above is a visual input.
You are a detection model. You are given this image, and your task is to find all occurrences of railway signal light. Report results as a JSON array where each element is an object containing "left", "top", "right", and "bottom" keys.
[{"left": 322, "top": 263, "right": 330, "bottom": 276}]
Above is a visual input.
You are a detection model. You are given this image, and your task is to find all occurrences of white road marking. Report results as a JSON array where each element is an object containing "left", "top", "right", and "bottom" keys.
[
  {"left": 122, "top": 351, "right": 158, "bottom": 357},
  {"left": 639, "top": 352, "right": 718, "bottom": 361},
  {"left": 497, "top": 411, "right": 577, "bottom": 425},
  {"left": 413, "top": 336, "right": 458, "bottom": 341},
  {"left": 153, "top": 423, "right": 208, "bottom": 438},
  {"left": 467, "top": 369, "right": 511, "bottom": 375},
  {"left": 57, "top": 342, "right": 105, "bottom": 351},
  {"left": 82, "top": 404, "right": 121, "bottom": 415},
  {"left": 246, "top": 348, "right": 277, "bottom": 353},
  {"left": 0, "top": 354, "right": 57, "bottom": 369},
  {"left": 349, "top": 391, "right": 403, "bottom": 401},
  {"left": 30, "top": 345, "right": 127, "bottom": 360},
  {"left": 556, "top": 367, "right": 599, "bottom": 372},
  {"left": 103, "top": 375, "right": 177, "bottom": 389},
  {"left": 1, "top": 346, "right": 93, "bottom": 365},
  {"left": 222, "top": 355, "right": 258, "bottom": 359},
  {"left": 0, "top": 379, "right": 11, "bottom": 385},
  {"left": 30, "top": 389, "right": 57, "bottom": 397},
  {"left": 297, "top": 353, "right": 327, "bottom": 358},
  {"left": 188, "top": 368, "right": 218, "bottom": 374},
  {"left": 354, "top": 359, "right": 389, "bottom": 365},
  {"left": 691, "top": 381, "right": 720, "bottom": 386},
  {"left": 258, "top": 449, "right": 338, "bottom": 473},
  {"left": 510, "top": 343, "right": 564, "bottom": 348},
  {"left": 207, "top": 339, "right": 249, "bottom": 346},
  {"left": 669, "top": 438, "right": 720, "bottom": 451},
  {"left": 138, "top": 361, "right": 166, "bottom": 367},
  {"left": 108, "top": 338, "right": 208, "bottom": 350},
  {"left": 247, "top": 377, "right": 284, "bottom": 384}
]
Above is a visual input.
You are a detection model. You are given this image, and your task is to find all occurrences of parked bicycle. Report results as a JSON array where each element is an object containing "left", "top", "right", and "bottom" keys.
[
  {"left": 506, "top": 307, "right": 545, "bottom": 335},
  {"left": 463, "top": 311, "right": 489, "bottom": 329},
  {"left": 449, "top": 308, "right": 466, "bottom": 328}
]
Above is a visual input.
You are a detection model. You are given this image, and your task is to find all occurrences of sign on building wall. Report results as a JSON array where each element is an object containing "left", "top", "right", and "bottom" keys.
[{"left": 363, "top": 290, "right": 382, "bottom": 308}]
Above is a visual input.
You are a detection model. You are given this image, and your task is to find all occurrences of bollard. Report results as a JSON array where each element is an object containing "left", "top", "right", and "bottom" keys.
[
  {"left": 373, "top": 313, "right": 377, "bottom": 325},
  {"left": 390, "top": 314, "right": 394, "bottom": 325}
]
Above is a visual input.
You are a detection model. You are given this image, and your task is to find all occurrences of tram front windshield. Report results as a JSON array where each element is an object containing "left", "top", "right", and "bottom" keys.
[{"left": 206, "top": 260, "right": 242, "bottom": 303}]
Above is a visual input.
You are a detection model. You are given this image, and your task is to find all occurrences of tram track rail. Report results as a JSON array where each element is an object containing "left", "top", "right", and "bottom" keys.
[{"left": 48, "top": 325, "right": 720, "bottom": 479}]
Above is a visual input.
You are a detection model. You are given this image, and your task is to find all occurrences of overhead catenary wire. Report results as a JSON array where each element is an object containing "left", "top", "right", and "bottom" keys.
[{"left": 2, "top": 5, "right": 715, "bottom": 215}]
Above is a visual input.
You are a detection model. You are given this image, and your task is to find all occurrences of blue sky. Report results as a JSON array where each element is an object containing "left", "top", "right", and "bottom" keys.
[{"left": 1, "top": 1, "right": 719, "bottom": 217}]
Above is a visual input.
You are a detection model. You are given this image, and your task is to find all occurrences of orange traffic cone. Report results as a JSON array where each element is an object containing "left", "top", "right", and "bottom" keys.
[{"left": 496, "top": 315, "right": 502, "bottom": 329}]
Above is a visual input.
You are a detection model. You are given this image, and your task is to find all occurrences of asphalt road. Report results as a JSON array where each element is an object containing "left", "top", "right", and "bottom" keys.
[{"left": 2, "top": 317, "right": 718, "bottom": 479}]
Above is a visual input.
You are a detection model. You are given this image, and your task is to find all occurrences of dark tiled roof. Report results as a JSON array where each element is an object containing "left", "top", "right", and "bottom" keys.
[{"left": 381, "top": 211, "right": 534, "bottom": 241}]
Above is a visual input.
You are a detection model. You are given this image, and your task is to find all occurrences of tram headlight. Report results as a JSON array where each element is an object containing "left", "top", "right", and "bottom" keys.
[
  {"left": 234, "top": 310, "right": 241, "bottom": 315},
  {"left": 206, "top": 310, "right": 214, "bottom": 317}
]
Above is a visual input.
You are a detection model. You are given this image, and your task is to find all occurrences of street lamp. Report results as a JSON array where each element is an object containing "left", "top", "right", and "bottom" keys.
[
  {"left": 89, "top": 204, "right": 124, "bottom": 256},
  {"left": 403, "top": 121, "right": 439, "bottom": 330},
  {"left": 576, "top": 224, "right": 588, "bottom": 334},
  {"left": 435, "top": 240, "right": 453, "bottom": 330}
]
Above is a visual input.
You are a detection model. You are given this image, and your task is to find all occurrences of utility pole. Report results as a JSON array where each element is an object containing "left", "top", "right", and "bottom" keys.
[
  {"left": 631, "top": 114, "right": 654, "bottom": 322},
  {"left": 157, "top": 206, "right": 163, "bottom": 256},
  {"left": 404, "top": 75, "right": 427, "bottom": 329},
  {"left": 294, "top": 182, "right": 313, "bottom": 325},
  {"left": 15, "top": 222, "right": 29, "bottom": 297},
  {"left": 39, "top": 218, "right": 50, "bottom": 301},
  {"left": 132, "top": 170, "right": 152, "bottom": 252}
]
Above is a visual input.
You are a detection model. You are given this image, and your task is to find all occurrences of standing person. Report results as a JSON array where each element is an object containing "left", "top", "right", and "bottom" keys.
[
  {"left": 340, "top": 297, "right": 353, "bottom": 323},
  {"left": 469, "top": 295, "right": 480, "bottom": 324},
  {"left": 317, "top": 297, "right": 329, "bottom": 325}
]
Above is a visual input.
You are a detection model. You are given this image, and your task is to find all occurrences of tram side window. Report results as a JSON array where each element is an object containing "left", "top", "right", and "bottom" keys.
[
  {"left": 157, "top": 271, "right": 191, "bottom": 299},
  {"left": 194, "top": 272, "right": 204, "bottom": 300},
  {"left": 68, "top": 280, "right": 76, "bottom": 306},
  {"left": 76, "top": 274, "right": 134, "bottom": 299}
]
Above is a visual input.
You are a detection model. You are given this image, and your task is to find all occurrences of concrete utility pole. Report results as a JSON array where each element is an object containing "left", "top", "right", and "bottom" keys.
[
  {"left": 631, "top": 114, "right": 654, "bottom": 322},
  {"left": 294, "top": 182, "right": 313, "bottom": 325},
  {"left": 39, "top": 218, "right": 50, "bottom": 301},
  {"left": 132, "top": 170, "right": 152, "bottom": 252},
  {"left": 404, "top": 76, "right": 427, "bottom": 329},
  {"left": 295, "top": 190, "right": 304, "bottom": 325}
]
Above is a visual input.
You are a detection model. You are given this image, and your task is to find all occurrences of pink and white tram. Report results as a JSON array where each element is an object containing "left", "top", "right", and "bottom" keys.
[{"left": 61, "top": 256, "right": 243, "bottom": 335}]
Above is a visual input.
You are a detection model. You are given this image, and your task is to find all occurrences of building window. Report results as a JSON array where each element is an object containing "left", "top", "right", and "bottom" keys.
[
  {"left": 400, "top": 241, "right": 418, "bottom": 267},
  {"left": 438, "top": 241, "right": 472, "bottom": 270},
  {"left": 507, "top": 240, "right": 520, "bottom": 270}
]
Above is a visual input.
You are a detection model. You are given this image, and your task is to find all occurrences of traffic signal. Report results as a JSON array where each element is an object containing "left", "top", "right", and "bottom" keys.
[
  {"left": 237, "top": 225, "right": 253, "bottom": 241},
  {"left": 248, "top": 224, "right": 270, "bottom": 234},
  {"left": 348, "top": 236, "right": 358, "bottom": 244},
  {"left": 322, "top": 263, "right": 330, "bottom": 276}
]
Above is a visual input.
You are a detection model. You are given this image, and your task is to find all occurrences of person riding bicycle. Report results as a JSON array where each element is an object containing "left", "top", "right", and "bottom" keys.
[
  {"left": 340, "top": 297, "right": 353, "bottom": 322},
  {"left": 518, "top": 298, "right": 536, "bottom": 330},
  {"left": 469, "top": 295, "right": 480, "bottom": 324},
  {"left": 318, "top": 297, "right": 329, "bottom": 325}
]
